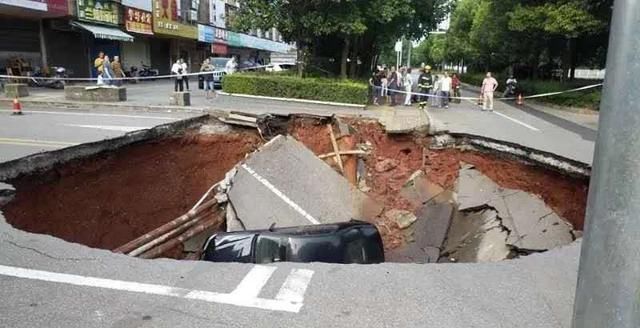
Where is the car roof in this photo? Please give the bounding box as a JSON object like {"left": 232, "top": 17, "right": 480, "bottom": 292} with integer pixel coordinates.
{"left": 217, "top": 220, "right": 373, "bottom": 238}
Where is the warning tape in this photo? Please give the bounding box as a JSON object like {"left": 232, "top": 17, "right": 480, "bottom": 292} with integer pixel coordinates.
{"left": 0, "top": 64, "right": 274, "bottom": 82}
{"left": 372, "top": 83, "right": 602, "bottom": 101}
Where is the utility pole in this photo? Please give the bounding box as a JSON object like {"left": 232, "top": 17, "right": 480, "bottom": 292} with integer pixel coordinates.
{"left": 407, "top": 41, "right": 411, "bottom": 68}
{"left": 572, "top": 1, "right": 640, "bottom": 327}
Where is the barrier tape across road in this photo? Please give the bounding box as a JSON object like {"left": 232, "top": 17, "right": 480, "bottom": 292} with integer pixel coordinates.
{"left": 0, "top": 68, "right": 603, "bottom": 101}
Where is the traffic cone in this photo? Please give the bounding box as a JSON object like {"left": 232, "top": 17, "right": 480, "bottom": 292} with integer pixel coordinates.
{"left": 516, "top": 94, "right": 524, "bottom": 106}
{"left": 12, "top": 98, "right": 23, "bottom": 115}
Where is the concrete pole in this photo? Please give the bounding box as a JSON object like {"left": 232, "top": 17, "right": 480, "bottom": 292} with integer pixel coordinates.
{"left": 571, "top": 1, "right": 640, "bottom": 327}
{"left": 407, "top": 42, "right": 411, "bottom": 68}
{"left": 39, "top": 19, "right": 48, "bottom": 70}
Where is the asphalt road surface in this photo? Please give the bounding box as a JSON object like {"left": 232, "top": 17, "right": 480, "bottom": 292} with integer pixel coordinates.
{"left": 0, "top": 108, "right": 197, "bottom": 162}
{"left": 0, "top": 101, "right": 589, "bottom": 327}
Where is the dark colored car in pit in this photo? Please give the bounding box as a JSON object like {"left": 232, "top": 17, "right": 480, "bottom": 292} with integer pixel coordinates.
{"left": 201, "top": 221, "right": 385, "bottom": 264}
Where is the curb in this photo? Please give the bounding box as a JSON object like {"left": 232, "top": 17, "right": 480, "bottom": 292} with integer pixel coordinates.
{"left": 0, "top": 98, "right": 209, "bottom": 114}
{"left": 217, "top": 92, "right": 366, "bottom": 109}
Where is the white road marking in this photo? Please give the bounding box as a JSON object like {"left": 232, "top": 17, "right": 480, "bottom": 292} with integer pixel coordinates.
{"left": 463, "top": 98, "right": 540, "bottom": 132}
{"left": 275, "top": 269, "right": 315, "bottom": 304}
{"left": 241, "top": 163, "right": 320, "bottom": 225}
{"left": 62, "top": 124, "right": 150, "bottom": 132}
{"left": 231, "top": 265, "right": 277, "bottom": 299}
{"left": 493, "top": 111, "right": 540, "bottom": 132}
{"left": 0, "top": 137, "right": 78, "bottom": 148}
{"left": 0, "top": 264, "right": 313, "bottom": 313}
{"left": 0, "top": 109, "right": 177, "bottom": 120}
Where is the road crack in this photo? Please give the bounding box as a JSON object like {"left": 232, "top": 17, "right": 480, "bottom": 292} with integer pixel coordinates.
{"left": 4, "top": 240, "right": 98, "bottom": 261}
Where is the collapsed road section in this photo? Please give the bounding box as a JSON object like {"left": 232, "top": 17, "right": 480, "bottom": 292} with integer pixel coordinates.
{"left": 0, "top": 113, "right": 589, "bottom": 263}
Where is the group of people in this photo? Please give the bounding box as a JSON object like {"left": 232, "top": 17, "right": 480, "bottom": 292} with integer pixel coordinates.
{"left": 94, "top": 51, "right": 125, "bottom": 86}
{"left": 370, "top": 64, "right": 461, "bottom": 108}
{"left": 171, "top": 58, "right": 191, "bottom": 93}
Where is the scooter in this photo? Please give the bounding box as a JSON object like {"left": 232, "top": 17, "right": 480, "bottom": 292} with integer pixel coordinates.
{"left": 28, "top": 66, "right": 67, "bottom": 89}
{"left": 503, "top": 79, "right": 518, "bottom": 98}
{"left": 138, "top": 64, "right": 159, "bottom": 78}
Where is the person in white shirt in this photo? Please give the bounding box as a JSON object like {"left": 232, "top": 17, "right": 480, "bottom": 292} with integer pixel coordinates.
{"left": 403, "top": 68, "right": 414, "bottom": 106}
{"left": 180, "top": 59, "right": 190, "bottom": 91}
{"left": 171, "top": 59, "right": 184, "bottom": 92}
{"left": 225, "top": 57, "right": 237, "bottom": 74}
{"left": 440, "top": 72, "right": 452, "bottom": 109}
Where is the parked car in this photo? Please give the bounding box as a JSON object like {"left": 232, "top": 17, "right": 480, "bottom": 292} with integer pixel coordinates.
{"left": 210, "top": 57, "right": 232, "bottom": 89}
{"left": 201, "top": 220, "right": 385, "bottom": 264}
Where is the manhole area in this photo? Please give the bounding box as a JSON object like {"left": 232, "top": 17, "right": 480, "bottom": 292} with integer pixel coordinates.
{"left": 0, "top": 117, "right": 589, "bottom": 262}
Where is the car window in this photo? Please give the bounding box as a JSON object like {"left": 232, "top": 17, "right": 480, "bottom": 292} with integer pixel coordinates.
{"left": 344, "top": 237, "right": 366, "bottom": 264}
{"left": 255, "top": 235, "right": 285, "bottom": 264}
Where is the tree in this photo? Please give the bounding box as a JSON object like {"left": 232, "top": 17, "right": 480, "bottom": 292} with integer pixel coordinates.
{"left": 509, "top": 1, "right": 604, "bottom": 79}
{"left": 233, "top": 0, "right": 449, "bottom": 78}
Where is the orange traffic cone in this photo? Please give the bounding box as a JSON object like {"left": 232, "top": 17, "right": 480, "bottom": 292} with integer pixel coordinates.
{"left": 12, "top": 98, "right": 23, "bottom": 115}
{"left": 516, "top": 94, "right": 524, "bottom": 106}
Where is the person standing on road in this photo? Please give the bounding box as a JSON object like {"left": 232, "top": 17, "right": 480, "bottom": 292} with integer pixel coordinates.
{"left": 431, "top": 75, "right": 441, "bottom": 108}
{"left": 200, "top": 58, "right": 215, "bottom": 99}
{"left": 225, "top": 57, "right": 237, "bottom": 74}
{"left": 403, "top": 68, "right": 413, "bottom": 106}
{"left": 388, "top": 67, "right": 399, "bottom": 106}
{"left": 451, "top": 73, "right": 461, "bottom": 103}
{"left": 180, "top": 59, "right": 190, "bottom": 91}
{"left": 481, "top": 72, "right": 499, "bottom": 111}
{"left": 94, "top": 51, "right": 105, "bottom": 85}
{"left": 369, "top": 69, "right": 382, "bottom": 105}
{"left": 171, "top": 59, "right": 184, "bottom": 92}
{"left": 111, "top": 56, "right": 124, "bottom": 86}
{"left": 417, "top": 66, "right": 433, "bottom": 109}
{"left": 381, "top": 68, "right": 389, "bottom": 105}
{"left": 102, "top": 55, "right": 114, "bottom": 86}
{"left": 440, "top": 72, "right": 452, "bottom": 109}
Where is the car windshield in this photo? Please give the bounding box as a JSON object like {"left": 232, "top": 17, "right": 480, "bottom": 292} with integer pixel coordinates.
{"left": 211, "top": 58, "right": 231, "bottom": 69}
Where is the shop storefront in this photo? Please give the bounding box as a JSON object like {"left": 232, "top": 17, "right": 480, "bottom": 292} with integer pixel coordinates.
{"left": 73, "top": 0, "right": 134, "bottom": 77}
{"left": 122, "top": 6, "right": 153, "bottom": 70}
{"left": 227, "top": 31, "right": 292, "bottom": 65}
{"left": 0, "top": 0, "right": 69, "bottom": 75}
{"left": 211, "top": 27, "right": 228, "bottom": 57}
{"left": 196, "top": 23, "right": 214, "bottom": 63}
{"left": 152, "top": 0, "right": 197, "bottom": 70}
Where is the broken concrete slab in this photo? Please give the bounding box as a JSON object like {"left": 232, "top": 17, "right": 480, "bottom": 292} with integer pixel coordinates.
{"left": 442, "top": 209, "right": 512, "bottom": 263}
{"left": 386, "top": 209, "right": 417, "bottom": 229}
{"left": 225, "top": 135, "right": 383, "bottom": 230}
{"left": 503, "top": 191, "right": 574, "bottom": 251}
{"left": 415, "top": 201, "right": 454, "bottom": 249}
{"left": 456, "top": 164, "right": 519, "bottom": 211}
{"left": 400, "top": 170, "right": 445, "bottom": 207}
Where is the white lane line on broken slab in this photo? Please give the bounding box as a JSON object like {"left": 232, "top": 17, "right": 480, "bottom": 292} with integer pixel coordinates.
{"left": 0, "top": 264, "right": 311, "bottom": 313}
{"left": 62, "top": 124, "right": 151, "bottom": 132}
{"left": 231, "top": 265, "right": 277, "bottom": 299}
{"left": 275, "top": 269, "right": 315, "bottom": 304}
{"left": 493, "top": 111, "right": 540, "bottom": 132}
{"left": 241, "top": 163, "right": 320, "bottom": 225}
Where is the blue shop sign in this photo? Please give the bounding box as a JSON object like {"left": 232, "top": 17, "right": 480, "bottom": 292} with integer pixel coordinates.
{"left": 197, "top": 24, "right": 215, "bottom": 43}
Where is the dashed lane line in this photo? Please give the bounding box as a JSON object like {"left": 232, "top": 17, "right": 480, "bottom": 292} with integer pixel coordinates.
{"left": 0, "top": 264, "right": 314, "bottom": 313}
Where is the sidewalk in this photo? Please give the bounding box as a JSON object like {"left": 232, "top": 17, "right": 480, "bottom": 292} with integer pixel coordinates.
{"left": 0, "top": 81, "right": 368, "bottom": 118}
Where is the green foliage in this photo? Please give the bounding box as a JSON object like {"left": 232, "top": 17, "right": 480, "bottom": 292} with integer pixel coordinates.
{"left": 459, "top": 73, "right": 601, "bottom": 110}
{"left": 443, "top": 0, "right": 611, "bottom": 75}
{"left": 222, "top": 73, "right": 369, "bottom": 105}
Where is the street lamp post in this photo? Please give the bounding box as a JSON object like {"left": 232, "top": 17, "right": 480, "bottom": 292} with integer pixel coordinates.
{"left": 571, "top": 0, "right": 640, "bottom": 327}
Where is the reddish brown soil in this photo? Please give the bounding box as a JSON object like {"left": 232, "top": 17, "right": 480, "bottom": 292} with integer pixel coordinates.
{"left": 425, "top": 149, "right": 589, "bottom": 230}
{"left": 2, "top": 133, "right": 261, "bottom": 250}
{"left": 292, "top": 120, "right": 428, "bottom": 249}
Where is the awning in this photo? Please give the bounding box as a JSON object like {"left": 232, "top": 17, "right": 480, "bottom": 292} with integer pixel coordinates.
{"left": 72, "top": 21, "right": 134, "bottom": 42}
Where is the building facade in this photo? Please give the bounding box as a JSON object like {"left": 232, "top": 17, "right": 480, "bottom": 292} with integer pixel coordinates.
{"left": 1, "top": 0, "right": 294, "bottom": 78}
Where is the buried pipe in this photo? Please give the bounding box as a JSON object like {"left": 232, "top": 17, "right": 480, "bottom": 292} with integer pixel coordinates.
{"left": 138, "top": 212, "right": 225, "bottom": 259}
{"left": 128, "top": 211, "right": 213, "bottom": 257}
{"left": 113, "top": 198, "right": 218, "bottom": 254}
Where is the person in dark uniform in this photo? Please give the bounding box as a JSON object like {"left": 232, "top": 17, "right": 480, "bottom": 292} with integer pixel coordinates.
{"left": 417, "top": 65, "right": 434, "bottom": 109}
